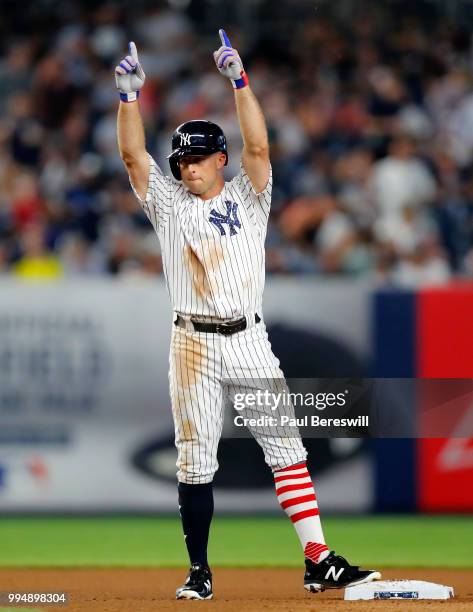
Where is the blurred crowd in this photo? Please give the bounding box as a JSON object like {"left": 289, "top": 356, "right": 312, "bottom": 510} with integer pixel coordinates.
{"left": 2, "top": 0, "right": 473, "bottom": 285}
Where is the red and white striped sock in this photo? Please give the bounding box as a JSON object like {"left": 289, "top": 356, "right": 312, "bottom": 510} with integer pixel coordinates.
{"left": 274, "top": 462, "right": 329, "bottom": 563}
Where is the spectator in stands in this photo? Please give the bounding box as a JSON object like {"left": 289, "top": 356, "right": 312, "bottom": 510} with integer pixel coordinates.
{"left": 369, "top": 135, "right": 437, "bottom": 222}
{"left": 0, "top": 1, "right": 472, "bottom": 284}
{"left": 12, "top": 222, "right": 63, "bottom": 281}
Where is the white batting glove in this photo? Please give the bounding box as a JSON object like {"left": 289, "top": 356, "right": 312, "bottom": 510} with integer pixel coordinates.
{"left": 213, "top": 29, "right": 249, "bottom": 89}
{"left": 115, "top": 42, "right": 146, "bottom": 102}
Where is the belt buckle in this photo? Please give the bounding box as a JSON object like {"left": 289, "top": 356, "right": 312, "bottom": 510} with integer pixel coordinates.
{"left": 216, "top": 317, "right": 246, "bottom": 336}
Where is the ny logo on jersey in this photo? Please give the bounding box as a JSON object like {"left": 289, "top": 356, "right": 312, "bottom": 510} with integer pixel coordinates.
{"left": 209, "top": 201, "right": 241, "bottom": 236}
{"left": 180, "top": 133, "right": 191, "bottom": 146}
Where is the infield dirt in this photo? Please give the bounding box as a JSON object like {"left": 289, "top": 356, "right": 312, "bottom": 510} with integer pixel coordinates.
{"left": 1, "top": 568, "right": 471, "bottom": 611}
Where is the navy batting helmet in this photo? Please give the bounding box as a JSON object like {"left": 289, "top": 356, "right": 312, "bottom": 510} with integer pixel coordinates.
{"left": 167, "top": 120, "right": 228, "bottom": 180}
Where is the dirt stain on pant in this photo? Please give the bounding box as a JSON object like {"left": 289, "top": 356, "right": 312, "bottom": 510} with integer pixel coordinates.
{"left": 173, "top": 332, "right": 206, "bottom": 389}
{"left": 181, "top": 418, "right": 198, "bottom": 441}
{"left": 178, "top": 419, "right": 198, "bottom": 475}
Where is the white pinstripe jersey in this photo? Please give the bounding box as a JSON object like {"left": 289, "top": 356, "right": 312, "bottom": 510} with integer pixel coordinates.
{"left": 132, "top": 154, "right": 272, "bottom": 319}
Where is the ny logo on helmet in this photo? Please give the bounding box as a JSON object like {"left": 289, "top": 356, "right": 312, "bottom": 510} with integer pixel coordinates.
{"left": 180, "top": 133, "right": 191, "bottom": 146}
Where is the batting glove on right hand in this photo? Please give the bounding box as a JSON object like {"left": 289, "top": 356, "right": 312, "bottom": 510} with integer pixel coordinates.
{"left": 115, "top": 42, "right": 146, "bottom": 102}
{"left": 213, "top": 29, "right": 249, "bottom": 89}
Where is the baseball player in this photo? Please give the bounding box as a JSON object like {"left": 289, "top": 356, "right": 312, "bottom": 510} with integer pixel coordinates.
{"left": 116, "top": 30, "right": 380, "bottom": 600}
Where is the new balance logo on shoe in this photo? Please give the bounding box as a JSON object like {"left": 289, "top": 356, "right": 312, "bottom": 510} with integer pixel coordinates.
{"left": 304, "top": 551, "right": 381, "bottom": 593}
{"left": 204, "top": 580, "right": 211, "bottom": 591}
{"left": 325, "top": 566, "right": 345, "bottom": 581}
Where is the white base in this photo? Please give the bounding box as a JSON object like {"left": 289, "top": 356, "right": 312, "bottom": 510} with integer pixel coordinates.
{"left": 344, "top": 580, "right": 454, "bottom": 601}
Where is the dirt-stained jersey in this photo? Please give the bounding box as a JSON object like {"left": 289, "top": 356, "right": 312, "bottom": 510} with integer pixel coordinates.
{"left": 131, "top": 154, "right": 272, "bottom": 319}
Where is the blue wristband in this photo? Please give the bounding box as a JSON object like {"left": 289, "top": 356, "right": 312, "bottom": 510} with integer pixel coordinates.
{"left": 119, "top": 91, "right": 140, "bottom": 102}
{"left": 232, "top": 71, "right": 249, "bottom": 90}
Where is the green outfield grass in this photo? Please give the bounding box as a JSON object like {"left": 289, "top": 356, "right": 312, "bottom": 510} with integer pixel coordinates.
{"left": 0, "top": 516, "right": 471, "bottom": 569}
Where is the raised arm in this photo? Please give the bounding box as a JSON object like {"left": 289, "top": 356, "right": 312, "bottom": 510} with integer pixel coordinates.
{"left": 115, "top": 42, "right": 149, "bottom": 199}
{"left": 214, "top": 30, "right": 270, "bottom": 193}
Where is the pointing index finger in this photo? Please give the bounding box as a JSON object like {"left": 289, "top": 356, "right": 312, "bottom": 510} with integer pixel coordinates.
{"left": 128, "top": 41, "right": 139, "bottom": 63}
{"left": 219, "top": 29, "right": 232, "bottom": 48}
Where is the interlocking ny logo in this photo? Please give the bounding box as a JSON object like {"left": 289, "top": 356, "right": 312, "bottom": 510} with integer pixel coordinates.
{"left": 325, "top": 566, "right": 345, "bottom": 581}
{"left": 180, "top": 133, "right": 191, "bottom": 146}
{"left": 209, "top": 201, "right": 241, "bottom": 236}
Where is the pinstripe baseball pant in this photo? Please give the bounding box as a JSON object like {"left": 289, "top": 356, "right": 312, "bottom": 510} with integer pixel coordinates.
{"left": 169, "top": 317, "right": 307, "bottom": 484}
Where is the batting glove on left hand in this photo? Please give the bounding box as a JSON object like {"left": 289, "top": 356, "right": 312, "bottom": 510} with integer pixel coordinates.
{"left": 213, "top": 29, "right": 249, "bottom": 89}
{"left": 115, "top": 42, "right": 146, "bottom": 102}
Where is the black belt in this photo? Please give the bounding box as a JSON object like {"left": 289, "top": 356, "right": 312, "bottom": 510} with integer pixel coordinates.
{"left": 175, "top": 313, "right": 261, "bottom": 336}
